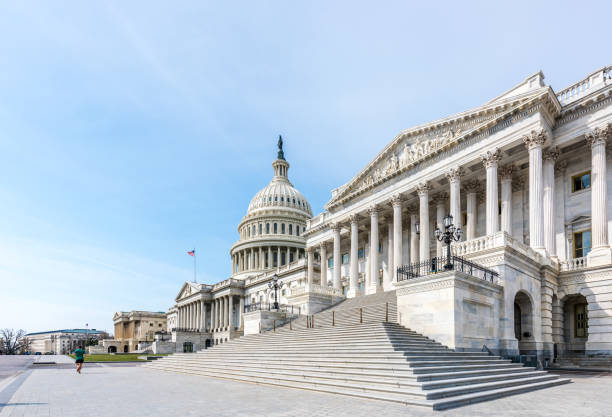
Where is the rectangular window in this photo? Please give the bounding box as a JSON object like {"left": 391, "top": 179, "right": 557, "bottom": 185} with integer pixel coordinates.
{"left": 571, "top": 171, "right": 591, "bottom": 192}
{"left": 342, "top": 253, "right": 349, "bottom": 264}
{"left": 358, "top": 248, "right": 364, "bottom": 259}
{"left": 274, "top": 223, "right": 277, "bottom": 234}
{"left": 573, "top": 230, "right": 591, "bottom": 258}
{"left": 378, "top": 242, "right": 383, "bottom": 253}
{"left": 296, "top": 225, "right": 300, "bottom": 236}
{"left": 259, "top": 224, "right": 262, "bottom": 235}
{"left": 328, "top": 258, "right": 333, "bottom": 268}
{"left": 281, "top": 224, "right": 285, "bottom": 234}
{"left": 289, "top": 224, "right": 293, "bottom": 235}
{"left": 266, "top": 223, "right": 270, "bottom": 234}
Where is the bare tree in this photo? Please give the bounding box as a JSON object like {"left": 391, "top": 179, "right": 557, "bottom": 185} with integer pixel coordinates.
{"left": 0, "top": 329, "right": 27, "bottom": 355}
{"left": 18, "top": 336, "right": 32, "bottom": 354}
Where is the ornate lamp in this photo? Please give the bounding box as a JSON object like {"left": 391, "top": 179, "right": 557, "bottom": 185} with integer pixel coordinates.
{"left": 268, "top": 274, "right": 284, "bottom": 310}
{"left": 435, "top": 213, "right": 462, "bottom": 270}
{"left": 415, "top": 221, "right": 420, "bottom": 235}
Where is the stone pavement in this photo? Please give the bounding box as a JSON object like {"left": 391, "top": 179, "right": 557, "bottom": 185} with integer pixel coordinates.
{"left": 0, "top": 361, "right": 611, "bottom": 416}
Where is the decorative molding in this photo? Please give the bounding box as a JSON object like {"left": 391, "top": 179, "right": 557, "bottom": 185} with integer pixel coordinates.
{"left": 464, "top": 179, "right": 481, "bottom": 194}
{"left": 348, "top": 214, "right": 360, "bottom": 224}
{"left": 390, "top": 193, "right": 403, "bottom": 208}
{"left": 555, "top": 160, "right": 568, "bottom": 175}
{"left": 480, "top": 148, "right": 502, "bottom": 169}
{"left": 432, "top": 192, "right": 448, "bottom": 206}
{"left": 445, "top": 166, "right": 464, "bottom": 183}
{"left": 499, "top": 165, "right": 515, "bottom": 180}
{"left": 522, "top": 129, "right": 547, "bottom": 150}
{"left": 585, "top": 123, "right": 611, "bottom": 148}
{"left": 329, "top": 222, "right": 341, "bottom": 232}
{"left": 416, "top": 182, "right": 431, "bottom": 196}
{"left": 367, "top": 204, "right": 379, "bottom": 216}
{"left": 543, "top": 146, "right": 560, "bottom": 162}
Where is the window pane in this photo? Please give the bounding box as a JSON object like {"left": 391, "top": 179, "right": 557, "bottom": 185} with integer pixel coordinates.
{"left": 342, "top": 253, "right": 349, "bottom": 264}
{"left": 328, "top": 258, "right": 333, "bottom": 268}
{"left": 582, "top": 173, "right": 590, "bottom": 189}
{"left": 583, "top": 230, "right": 591, "bottom": 256}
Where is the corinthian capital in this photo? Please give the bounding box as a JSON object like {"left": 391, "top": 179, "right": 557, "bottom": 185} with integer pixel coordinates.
{"left": 522, "top": 129, "right": 547, "bottom": 150}
{"left": 464, "top": 179, "right": 481, "bottom": 194}
{"left": 431, "top": 192, "right": 448, "bottom": 206}
{"left": 499, "top": 165, "right": 515, "bottom": 180}
{"left": 480, "top": 148, "right": 502, "bottom": 169}
{"left": 416, "top": 182, "right": 430, "bottom": 196}
{"left": 445, "top": 166, "right": 464, "bottom": 183}
{"left": 348, "top": 214, "right": 359, "bottom": 225}
{"left": 586, "top": 123, "right": 611, "bottom": 148}
{"left": 543, "top": 146, "right": 560, "bottom": 162}
{"left": 329, "top": 222, "right": 341, "bottom": 232}
{"left": 390, "top": 193, "right": 403, "bottom": 208}
{"left": 368, "top": 204, "right": 379, "bottom": 216}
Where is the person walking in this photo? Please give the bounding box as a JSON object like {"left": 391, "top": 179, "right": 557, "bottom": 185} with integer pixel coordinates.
{"left": 73, "top": 346, "right": 85, "bottom": 374}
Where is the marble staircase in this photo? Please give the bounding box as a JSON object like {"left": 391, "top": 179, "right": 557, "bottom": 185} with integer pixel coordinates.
{"left": 147, "top": 311, "right": 570, "bottom": 409}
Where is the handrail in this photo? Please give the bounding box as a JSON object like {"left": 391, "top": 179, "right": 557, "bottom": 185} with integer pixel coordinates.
{"left": 397, "top": 256, "right": 498, "bottom": 283}
{"left": 243, "top": 302, "right": 300, "bottom": 316}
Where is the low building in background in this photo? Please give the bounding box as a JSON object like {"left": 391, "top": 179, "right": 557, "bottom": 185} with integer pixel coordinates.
{"left": 26, "top": 329, "right": 105, "bottom": 354}
{"left": 103, "top": 311, "right": 167, "bottom": 353}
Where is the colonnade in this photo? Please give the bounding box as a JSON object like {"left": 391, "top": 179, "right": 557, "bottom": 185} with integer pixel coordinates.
{"left": 176, "top": 295, "right": 245, "bottom": 332}
{"left": 304, "top": 127, "right": 611, "bottom": 293}
{"left": 232, "top": 246, "right": 305, "bottom": 274}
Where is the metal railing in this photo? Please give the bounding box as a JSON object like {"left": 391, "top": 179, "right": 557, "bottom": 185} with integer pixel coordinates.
{"left": 243, "top": 302, "right": 301, "bottom": 316}
{"left": 396, "top": 256, "right": 498, "bottom": 283}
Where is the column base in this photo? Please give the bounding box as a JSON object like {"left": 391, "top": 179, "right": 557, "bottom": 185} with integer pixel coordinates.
{"left": 346, "top": 288, "right": 360, "bottom": 298}
{"left": 587, "top": 245, "right": 612, "bottom": 267}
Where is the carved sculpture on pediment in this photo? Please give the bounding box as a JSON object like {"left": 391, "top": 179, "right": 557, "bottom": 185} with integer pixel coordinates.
{"left": 386, "top": 153, "right": 399, "bottom": 175}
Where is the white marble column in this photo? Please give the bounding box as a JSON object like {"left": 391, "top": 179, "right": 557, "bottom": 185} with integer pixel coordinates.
{"left": 446, "top": 167, "right": 463, "bottom": 238}
{"left": 232, "top": 255, "right": 236, "bottom": 274}
{"left": 201, "top": 300, "right": 206, "bottom": 331}
{"left": 267, "top": 247, "right": 272, "bottom": 269}
{"left": 434, "top": 193, "right": 446, "bottom": 258}
{"left": 195, "top": 302, "right": 200, "bottom": 330}
{"left": 238, "top": 297, "right": 244, "bottom": 329}
{"left": 500, "top": 166, "right": 514, "bottom": 236}
{"left": 586, "top": 125, "right": 612, "bottom": 265}
{"left": 369, "top": 205, "right": 380, "bottom": 292}
{"left": 417, "top": 183, "right": 430, "bottom": 261}
{"left": 481, "top": 148, "right": 501, "bottom": 235}
{"left": 178, "top": 306, "right": 182, "bottom": 328}
{"left": 349, "top": 215, "right": 359, "bottom": 297}
{"left": 258, "top": 247, "right": 263, "bottom": 270}
{"left": 465, "top": 180, "right": 479, "bottom": 240}
{"left": 543, "top": 148, "right": 559, "bottom": 256}
{"left": 331, "top": 223, "right": 341, "bottom": 290}
{"left": 319, "top": 243, "right": 328, "bottom": 287}
{"left": 409, "top": 206, "right": 419, "bottom": 263}
{"left": 306, "top": 247, "right": 314, "bottom": 285}
{"left": 277, "top": 247, "right": 281, "bottom": 267}
{"left": 385, "top": 219, "right": 393, "bottom": 289}
{"left": 523, "top": 130, "right": 546, "bottom": 252}
{"left": 391, "top": 194, "right": 403, "bottom": 279}
{"left": 228, "top": 295, "right": 233, "bottom": 330}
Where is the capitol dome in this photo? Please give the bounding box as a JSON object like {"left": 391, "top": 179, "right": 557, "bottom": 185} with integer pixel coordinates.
{"left": 230, "top": 137, "right": 312, "bottom": 278}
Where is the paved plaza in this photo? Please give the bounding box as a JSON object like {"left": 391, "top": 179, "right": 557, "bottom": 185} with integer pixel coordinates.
{"left": 0, "top": 358, "right": 611, "bottom": 417}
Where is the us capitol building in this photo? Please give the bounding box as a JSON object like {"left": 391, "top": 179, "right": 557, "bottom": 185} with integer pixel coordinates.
{"left": 158, "top": 65, "right": 612, "bottom": 364}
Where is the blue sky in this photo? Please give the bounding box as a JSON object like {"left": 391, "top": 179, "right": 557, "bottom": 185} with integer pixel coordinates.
{"left": 0, "top": 1, "right": 609, "bottom": 333}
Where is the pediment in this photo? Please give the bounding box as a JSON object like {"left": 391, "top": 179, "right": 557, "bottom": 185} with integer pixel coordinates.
{"left": 325, "top": 83, "right": 559, "bottom": 210}
{"left": 175, "top": 282, "right": 197, "bottom": 301}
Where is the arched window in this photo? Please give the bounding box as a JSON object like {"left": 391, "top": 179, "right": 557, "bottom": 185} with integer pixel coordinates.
{"left": 274, "top": 223, "right": 278, "bottom": 234}
{"left": 266, "top": 223, "right": 270, "bottom": 234}
{"left": 259, "top": 224, "right": 262, "bottom": 235}
{"left": 253, "top": 225, "right": 256, "bottom": 235}
{"left": 296, "top": 226, "right": 300, "bottom": 236}
{"left": 248, "top": 227, "right": 251, "bottom": 237}
{"left": 292, "top": 198, "right": 295, "bottom": 204}
{"left": 274, "top": 196, "right": 278, "bottom": 202}
{"left": 289, "top": 224, "right": 293, "bottom": 235}
{"left": 281, "top": 196, "right": 284, "bottom": 202}
{"left": 281, "top": 223, "right": 285, "bottom": 234}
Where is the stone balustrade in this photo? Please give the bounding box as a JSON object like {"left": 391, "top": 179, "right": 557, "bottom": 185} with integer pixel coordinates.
{"left": 291, "top": 283, "right": 343, "bottom": 298}
{"left": 560, "top": 256, "right": 588, "bottom": 272}
{"left": 451, "top": 231, "right": 545, "bottom": 264}
{"left": 244, "top": 258, "right": 309, "bottom": 286}
{"left": 556, "top": 65, "right": 611, "bottom": 105}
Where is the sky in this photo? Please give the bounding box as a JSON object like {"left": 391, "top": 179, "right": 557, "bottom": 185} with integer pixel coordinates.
{"left": 0, "top": 1, "right": 609, "bottom": 334}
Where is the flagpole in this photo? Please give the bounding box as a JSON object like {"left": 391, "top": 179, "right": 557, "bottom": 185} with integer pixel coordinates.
{"left": 193, "top": 249, "right": 197, "bottom": 283}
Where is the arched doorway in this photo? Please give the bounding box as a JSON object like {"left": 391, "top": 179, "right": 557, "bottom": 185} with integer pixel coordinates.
{"left": 514, "top": 291, "right": 534, "bottom": 355}
{"left": 123, "top": 345, "right": 128, "bottom": 353}
{"left": 562, "top": 294, "right": 588, "bottom": 355}
{"left": 107, "top": 346, "right": 117, "bottom": 353}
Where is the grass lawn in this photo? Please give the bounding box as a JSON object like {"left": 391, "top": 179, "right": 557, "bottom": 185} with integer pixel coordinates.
{"left": 67, "top": 354, "right": 149, "bottom": 362}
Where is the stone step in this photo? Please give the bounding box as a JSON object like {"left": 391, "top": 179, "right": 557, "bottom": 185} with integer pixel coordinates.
{"left": 175, "top": 353, "right": 497, "bottom": 362}
{"left": 147, "top": 362, "right": 568, "bottom": 408}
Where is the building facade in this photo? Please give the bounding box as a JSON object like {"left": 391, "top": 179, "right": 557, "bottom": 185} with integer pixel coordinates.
{"left": 167, "top": 65, "right": 612, "bottom": 362}
{"left": 105, "top": 311, "right": 167, "bottom": 353}
{"left": 26, "top": 329, "right": 104, "bottom": 354}
{"left": 304, "top": 65, "right": 612, "bottom": 359}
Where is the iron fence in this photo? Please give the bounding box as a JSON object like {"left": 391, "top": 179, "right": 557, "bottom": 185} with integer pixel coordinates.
{"left": 396, "top": 256, "right": 498, "bottom": 283}
{"left": 243, "top": 302, "right": 301, "bottom": 316}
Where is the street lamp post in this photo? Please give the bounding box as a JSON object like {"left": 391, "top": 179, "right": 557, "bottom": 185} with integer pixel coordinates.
{"left": 268, "top": 274, "right": 284, "bottom": 310}
{"left": 435, "top": 214, "right": 462, "bottom": 270}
